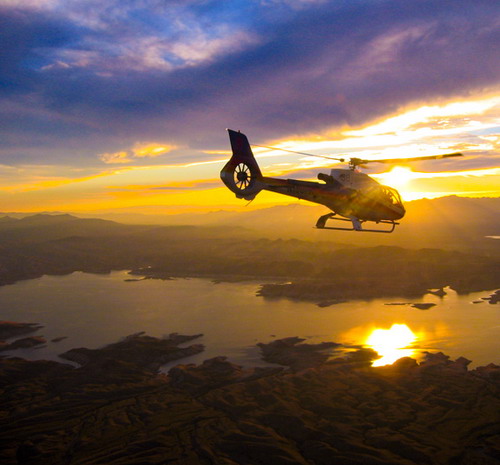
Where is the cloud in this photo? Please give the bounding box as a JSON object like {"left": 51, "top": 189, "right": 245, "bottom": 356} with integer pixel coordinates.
{"left": 98, "top": 142, "right": 176, "bottom": 164}
{"left": 0, "top": 0, "right": 57, "bottom": 9}
{"left": 0, "top": 0, "right": 499, "bottom": 172}
{"left": 106, "top": 179, "right": 221, "bottom": 192}
{"left": 133, "top": 143, "right": 177, "bottom": 158}
{"left": 99, "top": 151, "right": 131, "bottom": 164}
{"left": 151, "top": 180, "right": 221, "bottom": 191}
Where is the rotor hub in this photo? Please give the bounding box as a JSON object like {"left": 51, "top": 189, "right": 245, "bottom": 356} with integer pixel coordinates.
{"left": 236, "top": 171, "right": 249, "bottom": 182}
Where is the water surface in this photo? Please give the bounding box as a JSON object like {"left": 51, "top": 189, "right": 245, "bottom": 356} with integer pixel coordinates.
{"left": 0, "top": 271, "right": 498, "bottom": 368}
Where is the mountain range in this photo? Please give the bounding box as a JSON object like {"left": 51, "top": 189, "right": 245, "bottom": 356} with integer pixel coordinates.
{"left": 2, "top": 196, "right": 499, "bottom": 252}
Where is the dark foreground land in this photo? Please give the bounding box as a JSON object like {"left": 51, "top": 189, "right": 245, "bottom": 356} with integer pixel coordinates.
{"left": 0, "top": 205, "right": 499, "bottom": 464}
{"left": 1, "top": 331, "right": 499, "bottom": 465}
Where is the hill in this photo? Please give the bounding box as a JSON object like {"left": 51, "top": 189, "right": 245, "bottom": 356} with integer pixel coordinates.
{"left": 58, "top": 196, "right": 500, "bottom": 253}
{"left": 187, "top": 196, "right": 500, "bottom": 252}
{"left": 3, "top": 196, "right": 499, "bottom": 252}
{"left": 0, "top": 214, "right": 151, "bottom": 245}
{"left": 0, "top": 210, "right": 498, "bottom": 300}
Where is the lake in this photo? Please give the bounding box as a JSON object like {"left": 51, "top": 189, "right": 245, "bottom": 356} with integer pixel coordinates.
{"left": 0, "top": 271, "right": 498, "bottom": 368}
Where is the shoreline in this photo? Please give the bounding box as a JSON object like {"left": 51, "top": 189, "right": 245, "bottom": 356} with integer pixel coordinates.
{"left": 0, "top": 275, "right": 498, "bottom": 371}
{"left": 128, "top": 268, "right": 500, "bottom": 303}
{"left": 2, "top": 266, "right": 500, "bottom": 306}
{"left": 2, "top": 318, "right": 499, "bottom": 369}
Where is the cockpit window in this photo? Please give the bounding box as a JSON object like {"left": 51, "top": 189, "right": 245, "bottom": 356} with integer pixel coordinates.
{"left": 381, "top": 186, "right": 403, "bottom": 206}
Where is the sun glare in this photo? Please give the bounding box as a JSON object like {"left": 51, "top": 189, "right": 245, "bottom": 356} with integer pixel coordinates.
{"left": 366, "top": 324, "right": 417, "bottom": 366}
{"left": 375, "top": 166, "right": 415, "bottom": 190}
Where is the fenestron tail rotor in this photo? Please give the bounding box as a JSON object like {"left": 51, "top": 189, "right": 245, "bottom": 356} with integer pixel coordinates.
{"left": 234, "top": 163, "right": 253, "bottom": 191}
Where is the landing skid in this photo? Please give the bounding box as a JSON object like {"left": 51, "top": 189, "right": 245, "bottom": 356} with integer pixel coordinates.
{"left": 315, "top": 213, "right": 398, "bottom": 233}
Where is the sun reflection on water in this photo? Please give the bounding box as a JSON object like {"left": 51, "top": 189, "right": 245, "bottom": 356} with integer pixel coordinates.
{"left": 366, "top": 324, "right": 418, "bottom": 366}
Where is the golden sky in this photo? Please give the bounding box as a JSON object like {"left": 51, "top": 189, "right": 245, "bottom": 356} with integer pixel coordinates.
{"left": 2, "top": 1, "right": 500, "bottom": 216}
{"left": 1, "top": 93, "right": 498, "bottom": 214}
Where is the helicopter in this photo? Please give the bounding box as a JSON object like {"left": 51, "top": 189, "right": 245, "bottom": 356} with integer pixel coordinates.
{"left": 220, "top": 129, "right": 463, "bottom": 233}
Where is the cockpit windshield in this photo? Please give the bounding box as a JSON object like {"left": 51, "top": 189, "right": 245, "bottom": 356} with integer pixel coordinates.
{"left": 381, "top": 186, "right": 403, "bottom": 207}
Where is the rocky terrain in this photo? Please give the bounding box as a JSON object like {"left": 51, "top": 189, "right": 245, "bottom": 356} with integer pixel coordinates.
{"left": 484, "top": 289, "right": 500, "bottom": 304}
{"left": 1, "top": 332, "right": 499, "bottom": 464}
{"left": 0, "top": 322, "right": 47, "bottom": 352}
{"left": 0, "top": 321, "right": 43, "bottom": 340}
{"left": 59, "top": 332, "right": 204, "bottom": 373}
{"left": 257, "top": 336, "right": 342, "bottom": 371}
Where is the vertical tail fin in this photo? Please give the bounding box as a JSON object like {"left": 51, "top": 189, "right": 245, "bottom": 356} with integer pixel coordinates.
{"left": 220, "top": 129, "right": 263, "bottom": 200}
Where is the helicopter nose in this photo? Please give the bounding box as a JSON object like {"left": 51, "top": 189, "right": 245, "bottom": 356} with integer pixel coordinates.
{"left": 394, "top": 205, "right": 405, "bottom": 219}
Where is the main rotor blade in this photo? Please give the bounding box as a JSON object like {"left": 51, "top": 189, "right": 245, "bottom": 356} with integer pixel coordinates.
{"left": 251, "top": 143, "right": 345, "bottom": 162}
{"left": 358, "top": 152, "right": 463, "bottom": 165}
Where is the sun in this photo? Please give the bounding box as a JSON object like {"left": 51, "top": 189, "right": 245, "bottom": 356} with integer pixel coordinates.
{"left": 366, "top": 323, "right": 417, "bottom": 366}
{"left": 376, "top": 166, "right": 415, "bottom": 189}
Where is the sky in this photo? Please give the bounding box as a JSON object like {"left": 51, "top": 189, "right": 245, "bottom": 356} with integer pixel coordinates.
{"left": 1, "top": 0, "right": 499, "bottom": 214}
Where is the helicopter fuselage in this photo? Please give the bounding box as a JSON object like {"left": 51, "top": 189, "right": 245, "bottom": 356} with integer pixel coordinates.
{"left": 258, "top": 169, "right": 405, "bottom": 223}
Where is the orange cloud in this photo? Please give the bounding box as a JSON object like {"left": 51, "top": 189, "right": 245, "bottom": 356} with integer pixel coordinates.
{"left": 99, "top": 151, "right": 131, "bottom": 164}
{"left": 133, "top": 143, "right": 177, "bottom": 158}
{"left": 99, "top": 142, "right": 177, "bottom": 164}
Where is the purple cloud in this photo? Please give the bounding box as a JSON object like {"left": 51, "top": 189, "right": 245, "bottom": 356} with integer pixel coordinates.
{"left": 0, "top": 0, "right": 498, "bottom": 168}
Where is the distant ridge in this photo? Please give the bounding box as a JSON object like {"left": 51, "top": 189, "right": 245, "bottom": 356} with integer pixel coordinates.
{"left": 0, "top": 213, "right": 118, "bottom": 226}
{"left": 0, "top": 213, "right": 147, "bottom": 245}
{"left": 142, "top": 196, "right": 500, "bottom": 251}
{"left": 16, "top": 213, "right": 80, "bottom": 225}
{"left": 1, "top": 196, "right": 499, "bottom": 252}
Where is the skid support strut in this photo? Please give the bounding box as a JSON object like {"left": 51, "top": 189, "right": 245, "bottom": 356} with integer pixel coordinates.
{"left": 315, "top": 213, "right": 398, "bottom": 233}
